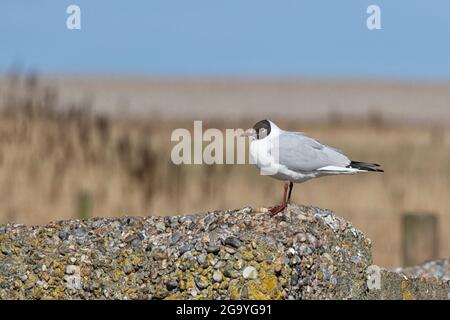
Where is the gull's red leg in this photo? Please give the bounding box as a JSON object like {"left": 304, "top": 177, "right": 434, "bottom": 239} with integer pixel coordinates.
{"left": 287, "top": 182, "right": 294, "bottom": 203}
{"left": 270, "top": 182, "right": 289, "bottom": 215}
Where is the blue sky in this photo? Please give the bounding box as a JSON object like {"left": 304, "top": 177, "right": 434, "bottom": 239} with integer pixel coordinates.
{"left": 1, "top": 0, "right": 450, "bottom": 79}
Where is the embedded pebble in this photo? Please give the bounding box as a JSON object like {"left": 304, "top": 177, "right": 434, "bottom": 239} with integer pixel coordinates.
{"left": 213, "top": 271, "right": 223, "bottom": 282}
{"left": 197, "top": 253, "right": 207, "bottom": 265}
{"left": 65, "top": 265, "right": 80, "bottom": 275}
{"left": 195, "top": 276, "right": 208, "bottom": 289}
{"left": 166, "top": 280, "right": 178, "bottom": 290}
{"left": 170, "top": 232, "right": 181, "bottom": 244}
{"left": 179, "top": 244, "right": 191, "bottom": 254}
{"left": 58, "top": 231, "right": 68, "bottom": 241}
{"left": 155, "top": 222, "right": 166, "bottom": 232}
{"left": 206, "top": 245, "right": 220, "bottom": 254}
{"left": 224, "top": 236, "right": 242, "bottom": 249}
{"left": 242, "top": 266, "right": 258, "bottom": 280}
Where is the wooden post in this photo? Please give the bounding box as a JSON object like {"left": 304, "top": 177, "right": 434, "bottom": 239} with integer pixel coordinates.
{"left": 402, "top": 213, "right": 438, "bottom": 267}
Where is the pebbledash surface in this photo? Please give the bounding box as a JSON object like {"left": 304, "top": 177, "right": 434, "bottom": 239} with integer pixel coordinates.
{"left": 0, "top": 204, "right": 449, "bottom": 300}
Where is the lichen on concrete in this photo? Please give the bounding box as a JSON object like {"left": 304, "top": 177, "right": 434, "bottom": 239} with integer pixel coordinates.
{"left": 0, "top": 204, "right": 448, "bottom": 300}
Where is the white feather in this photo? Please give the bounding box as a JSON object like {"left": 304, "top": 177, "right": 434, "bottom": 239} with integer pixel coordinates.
{"left": 317, "top": 166, "right": 366, "bottom": 173}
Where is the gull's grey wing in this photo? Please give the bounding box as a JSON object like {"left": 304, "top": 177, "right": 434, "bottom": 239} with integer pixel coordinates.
{"left": 277, "top": 132, "right": 350, "bottom": 171}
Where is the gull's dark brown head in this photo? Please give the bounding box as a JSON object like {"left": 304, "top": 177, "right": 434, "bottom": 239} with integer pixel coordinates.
{"left": 241, "top": 119, "right": 272, "bottom": 140}
{"left": 252, "top": 119, "right": 271, "bottom": 139}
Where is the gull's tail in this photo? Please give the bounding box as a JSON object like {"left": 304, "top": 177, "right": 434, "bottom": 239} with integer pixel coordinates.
{"left": 347, "top": 161, "right": 384, "bottom": 172}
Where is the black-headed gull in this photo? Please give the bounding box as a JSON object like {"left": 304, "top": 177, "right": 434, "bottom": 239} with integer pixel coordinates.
{"left": 242, "top": 120, "right": 383, "bottom": 214}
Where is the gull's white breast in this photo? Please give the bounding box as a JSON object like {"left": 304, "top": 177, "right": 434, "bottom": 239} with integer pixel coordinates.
{"left": 249, "top": 137, "right": 319, "bottom": 183}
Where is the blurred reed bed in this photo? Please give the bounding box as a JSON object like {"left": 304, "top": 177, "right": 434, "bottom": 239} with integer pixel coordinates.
{"left": 0, "top": 73, "right": 449, "bottom": 267}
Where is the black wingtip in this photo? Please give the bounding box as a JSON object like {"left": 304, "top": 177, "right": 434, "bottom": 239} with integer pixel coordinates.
{"left": 348, "top": 161, "right": 384, "bottom": 172}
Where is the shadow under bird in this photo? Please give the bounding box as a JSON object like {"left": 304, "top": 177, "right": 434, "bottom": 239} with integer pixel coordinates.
{"left": 242, "top": 120, "right": 384, "bottom": 214}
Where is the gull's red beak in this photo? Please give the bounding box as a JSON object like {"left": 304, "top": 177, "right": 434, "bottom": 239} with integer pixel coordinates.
{"left": 241, "top": 128, "right": 256, "bottom": 137}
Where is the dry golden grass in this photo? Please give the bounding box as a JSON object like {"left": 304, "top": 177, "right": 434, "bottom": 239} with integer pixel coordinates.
{"left": 0, "top": 75, "right": 449, "bottom": 267}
